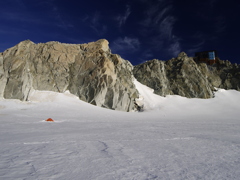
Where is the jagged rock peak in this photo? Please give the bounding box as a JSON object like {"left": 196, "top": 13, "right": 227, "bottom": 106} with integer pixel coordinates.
{"left": 95, "top": 39, "right": 109, "bottom": 52}
{"left": 178, "top": 52, "right": 187, "bottom": 58}
{"left": 11, "top": 39, "right": 110, "bottom": 53}
{"left": 0, "top": 39, "right": 140, "bottom": 112}
{"left": 19, "top": 39, "right": 34, "bottom": 44}
{"left": 133, "top": 52, "right": 240, "bottom": 98}
{"left": 176, "top": 51, "right": 190, "bottom": 61}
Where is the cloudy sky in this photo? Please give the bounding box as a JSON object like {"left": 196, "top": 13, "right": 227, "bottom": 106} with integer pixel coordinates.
{"left": 0, "top": 0, "right": 239, "bottom": 65}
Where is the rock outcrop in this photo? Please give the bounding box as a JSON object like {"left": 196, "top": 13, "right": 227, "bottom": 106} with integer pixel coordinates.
{"left": 133, "top": 52, "right": 240, "bottom": 98}
{"left": 0, "top": 39, "right": 139, "bottom": 112}
{"left": 1, "top": 40, "right": 240, "bottom": 111}
{"left": 198, "top": 59, "right": 240, "bottom": 91}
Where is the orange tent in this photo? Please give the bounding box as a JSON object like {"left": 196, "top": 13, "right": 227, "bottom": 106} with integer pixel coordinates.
{"left": 45, "top": 118, "right": 54, "bottom": 122}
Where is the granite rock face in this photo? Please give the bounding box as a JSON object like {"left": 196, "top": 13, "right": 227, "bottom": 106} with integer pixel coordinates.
{"left": 1, "top": 40, "right": 240, "bottom": 111}
{"left": 133, "top": 52, "right": 240, "bottom": 98}
{"left": 198, "top": 59, "right": 240, "bottom": 91}
{"left": 0, "top": 39, "right": 139, "bottom": 111}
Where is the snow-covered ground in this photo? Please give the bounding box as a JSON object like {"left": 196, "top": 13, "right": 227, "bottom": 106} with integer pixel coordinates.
{"left": 1, "top": 81, "right": 240, "bottom": 180}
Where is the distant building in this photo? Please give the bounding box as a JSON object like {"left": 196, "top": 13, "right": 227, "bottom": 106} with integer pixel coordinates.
{"left": 195, "top": 50, "right": 219, "bottom": 65}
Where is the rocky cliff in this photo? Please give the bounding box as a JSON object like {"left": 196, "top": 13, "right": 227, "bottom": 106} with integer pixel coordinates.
{"left": 1, "top": 40, "right": 240, "bottom": 112}
{"left": 0, "top": 39, "right": 139, "bottom": 112}
{"left": 133, "top": 52, "right": 240, "bottom": 98}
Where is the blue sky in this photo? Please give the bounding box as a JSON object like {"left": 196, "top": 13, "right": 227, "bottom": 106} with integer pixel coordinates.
{"left": 0, "top": 0, "right": 239, "bottom": 65}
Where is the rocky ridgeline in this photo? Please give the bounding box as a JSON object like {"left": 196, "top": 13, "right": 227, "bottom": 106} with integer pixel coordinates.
{"left": 133, "top": 52, "right": 240, "bottom": 98}
{"left": 1, "top": 40, "right": 240, "bottom": 112}
{"left": 0, "top": 39, "right": 139, "bottom": 111}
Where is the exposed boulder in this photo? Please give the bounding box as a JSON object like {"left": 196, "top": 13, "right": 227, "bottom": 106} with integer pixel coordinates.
{"left": 133, "top": 52, "right": 240, "bottom": 98}
{"left": 0, "top": 39, "right": 139, "bottom": 112}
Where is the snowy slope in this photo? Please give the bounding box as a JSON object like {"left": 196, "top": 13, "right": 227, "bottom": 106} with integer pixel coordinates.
{"left": 1, "top": 81, "right": 240, "bottom": 180}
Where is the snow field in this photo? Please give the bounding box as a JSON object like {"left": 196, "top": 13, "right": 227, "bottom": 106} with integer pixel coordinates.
{"left": 0, "top": 81, "right": 240, "bottom": 179}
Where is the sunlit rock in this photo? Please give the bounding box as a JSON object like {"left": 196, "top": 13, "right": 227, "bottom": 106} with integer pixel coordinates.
{"left": 0, "top": 39, "right": 139, "bottom": 112}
